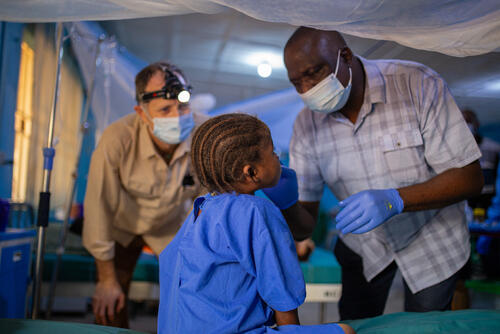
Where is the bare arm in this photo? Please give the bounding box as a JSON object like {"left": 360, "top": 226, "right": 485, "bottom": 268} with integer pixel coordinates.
{"left": 93, "top": 259, "right": 125, "bottom": 325}
{"left": 274, "top": 308, "right": 300, "bottom": 326}
{"left": 295, "top": 238, "right": 315, "bottom": 261}
{"left": 274, "top": 308, "right": 356, "bottom": 333}
{"left": 281, "top": 201, "right": 319, "bottom": 241}
{"left": 399, "top": 161, "right": 483, "bottom": 212}
{"left": 95, "top": 258, "right": 118, "bottom": 283}
{"left": 338, "top": 324, "right": 357, "bottom": 334}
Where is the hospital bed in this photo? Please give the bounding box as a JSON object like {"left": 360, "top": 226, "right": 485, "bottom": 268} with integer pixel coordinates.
{"left": 40, "top": 243, "right": 342, "bottom": 319}
{"left": 2, "top": 309, "right": 500, "bottom": 333}
{"left": 36, "top": 224, "right": 500, "bottom": 329}
{"left": 37, "top": 223, "right": 341, "bottom": 319}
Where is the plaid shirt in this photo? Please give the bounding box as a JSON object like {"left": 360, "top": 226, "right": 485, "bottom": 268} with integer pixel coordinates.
{"left": 478, "top": 138, "right": 500, "bottom": 195}
{"left": 289, "top": 57, "right": 481, "bottom": 293}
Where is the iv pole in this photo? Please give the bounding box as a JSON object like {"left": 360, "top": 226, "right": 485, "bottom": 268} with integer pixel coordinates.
{"left": 45, "top": 34, "right": 104, "bottom": 318}
{"left": 31, "top": 22, "right": 64, "bottom": 320}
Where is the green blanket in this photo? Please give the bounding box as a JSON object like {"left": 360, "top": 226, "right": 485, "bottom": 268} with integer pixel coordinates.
{"left": 0, "top": 319, "right": 146, "bottom": 334}
{"left": 345, "top": 310, "right": 500, "bottom": 334}
{"left": 3, "top": 310, "right": 500, "bottom": 333}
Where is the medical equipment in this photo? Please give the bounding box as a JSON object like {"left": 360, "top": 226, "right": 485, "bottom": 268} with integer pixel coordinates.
{"left": 140, "top": 67, "right": 192, "bottom": 104}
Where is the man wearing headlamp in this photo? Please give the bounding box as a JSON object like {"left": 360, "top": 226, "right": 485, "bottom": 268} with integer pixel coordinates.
{"left": 83, "top": 62, "right": 207, "bottom": 328}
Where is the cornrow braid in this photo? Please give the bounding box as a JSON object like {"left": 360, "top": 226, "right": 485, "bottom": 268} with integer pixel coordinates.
{"left": 191, "top": 113, "right": 272, "bottom": 193}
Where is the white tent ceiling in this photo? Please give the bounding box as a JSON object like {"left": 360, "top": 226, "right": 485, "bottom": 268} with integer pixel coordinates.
{"left": 98, "top": 12, "right": 500, "bottom": 124}
{"left": 2, "top": 0, "right": 500, "bottom": 56}
{"left": 2, "top": 1, "right": 500, "bottom": 123}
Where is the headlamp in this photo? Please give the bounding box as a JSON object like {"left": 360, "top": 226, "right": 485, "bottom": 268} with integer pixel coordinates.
{"left": 140, "top": 67, "right": 192, "bottom": 104}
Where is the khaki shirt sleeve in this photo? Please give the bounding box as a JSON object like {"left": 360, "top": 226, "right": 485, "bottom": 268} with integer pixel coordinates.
{"left": 83, "top": 130, "right": 124, "bottom": 261}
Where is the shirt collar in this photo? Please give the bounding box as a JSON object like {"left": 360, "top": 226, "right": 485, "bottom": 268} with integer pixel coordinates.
{"left": 171, "top": 129, "right": 192, "bottom": 163}
{"left": 328, "top": 56, "right": 387, "bottom": 125}
{"left": 357, "top": 55, "right": 386, "bottom": 106}
{"left": 138, "top": 116, "right": 158, "bottom": 160}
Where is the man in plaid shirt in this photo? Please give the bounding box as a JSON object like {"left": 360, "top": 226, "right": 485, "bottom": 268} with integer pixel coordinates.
{"left": 263, "top": 27, "right": 484, "bottom": 320}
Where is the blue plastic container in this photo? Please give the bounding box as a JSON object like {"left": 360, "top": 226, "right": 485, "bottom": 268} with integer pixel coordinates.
{"left": 0, "top": 228, "right": 36, "bottom": 318}
{"left": 0, "top": 199, "right": 9, "bottom": 232}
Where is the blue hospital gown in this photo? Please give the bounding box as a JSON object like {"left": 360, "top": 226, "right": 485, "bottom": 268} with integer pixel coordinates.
{"left": 157, "top": 192, "right": 343, "bottom": 334}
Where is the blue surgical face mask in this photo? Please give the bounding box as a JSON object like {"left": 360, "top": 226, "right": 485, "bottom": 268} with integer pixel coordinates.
{"left": 299, "top": 49, "right": 352, "bottom": 114}
{"left": 145, "top": 110, "right": 194, "bottom": 144}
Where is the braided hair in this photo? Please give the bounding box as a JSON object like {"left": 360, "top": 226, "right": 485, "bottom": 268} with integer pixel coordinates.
{"left": 191, "top": 113, "right": 272, "bottom": 193}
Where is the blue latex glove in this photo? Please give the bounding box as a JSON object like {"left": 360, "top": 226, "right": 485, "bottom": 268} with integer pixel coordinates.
{"left": 476, "top": 235, "right": 492, "bottom": 256}
{"left": 262, "top": 166, "right": 299, "bottom": 210}
{"left": 487, "top": 204, "right": 500, "bottom": 222}
{"left": 335, "top": 189, "right": 404, "bottom": 234}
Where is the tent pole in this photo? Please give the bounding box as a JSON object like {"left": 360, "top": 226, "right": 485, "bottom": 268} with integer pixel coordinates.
{"left": 31, "top": 22, "right": 64, "bottom": 320}
{"left": 45, "top": 35, "right": 104, "bottom": 318}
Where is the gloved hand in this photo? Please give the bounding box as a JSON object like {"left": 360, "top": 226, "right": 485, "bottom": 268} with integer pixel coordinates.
{"left": 262, "top": 166, "right": 299, "bottom": 210}
{"left": 476, "top": 235, "right": 492, "bottom": 256}
{"left": 335, "top": 189, "right": 404, "bottom": 234}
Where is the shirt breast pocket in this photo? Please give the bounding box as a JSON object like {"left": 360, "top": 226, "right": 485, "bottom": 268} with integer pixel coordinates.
{"left": 379, "top": 129, "right": 425, "bottom": 186}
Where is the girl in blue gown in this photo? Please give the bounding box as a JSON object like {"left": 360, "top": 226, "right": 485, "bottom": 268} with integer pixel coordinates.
{"left": 158, "top": 113, "right": 354, "bottom": 334}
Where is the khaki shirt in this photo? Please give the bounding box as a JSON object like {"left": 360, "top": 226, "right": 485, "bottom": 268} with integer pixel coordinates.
{"left": 83, "top": 112, "right": 208, "bottom": 260}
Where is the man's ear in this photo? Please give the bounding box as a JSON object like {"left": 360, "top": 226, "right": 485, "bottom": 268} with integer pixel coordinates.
{"left": 340, "top": 46, "right": 353, "bottom": 66}
{"left": 134, "top": 105, "right": 151, "bottom": 126}
{"left": 134, "top": 104, "right": 144, "bottom": 116}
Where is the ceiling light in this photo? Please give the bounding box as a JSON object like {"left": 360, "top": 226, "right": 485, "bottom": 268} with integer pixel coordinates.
{"left": 257, "top": 62, "right": 272, "bottom": 78}
{"left": 486, "top": 80, "right": 500, "bottom": 91}
{"left": 246, "top": 52, "right": 284, "bottom": 69}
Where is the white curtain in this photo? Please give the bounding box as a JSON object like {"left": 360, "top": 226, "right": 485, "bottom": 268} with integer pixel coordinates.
{"left": 25, "top": 24, "right": 84, "bottom": 210}
{"left": 67, "top": 22, "right": 143, "bottom": 140}
{"left": 1, "top": 0, "right": 499, "bottom": 57}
